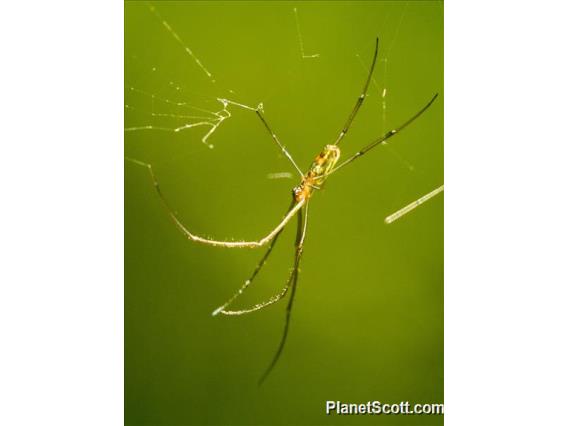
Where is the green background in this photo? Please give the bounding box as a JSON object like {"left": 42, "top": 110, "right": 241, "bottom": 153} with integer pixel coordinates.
{"left": 125, "top": 1, "right": 443, "bottom": 425}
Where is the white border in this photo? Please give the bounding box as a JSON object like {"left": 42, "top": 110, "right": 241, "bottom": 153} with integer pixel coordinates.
{"left": 446, "top": 0, "right": 568, "bottom": 424}
{"left": 0, "top": 1, "right": 123, "bottom": 425}
{"left": 1, "top": 0, "right": 567, "bottom": 424}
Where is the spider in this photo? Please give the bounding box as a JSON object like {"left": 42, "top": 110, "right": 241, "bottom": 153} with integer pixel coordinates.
{"left": 128, "top": 38, "right": 438, "bottom": 384}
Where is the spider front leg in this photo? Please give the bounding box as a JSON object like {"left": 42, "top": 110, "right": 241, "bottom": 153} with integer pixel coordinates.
{"left": 259, "top": 201, "right": 309, "bottom": 384}
{"left": 211, "top": 198, "right": 294, "bottom": 316}
{"left": 212, "top": 200, "right": 308, "bottom": 317}
{"left": 210, "top": 200, "right": 310, "bottom": 384}
{"left": 126, "top": 157, "right": 304, "bottom": 248}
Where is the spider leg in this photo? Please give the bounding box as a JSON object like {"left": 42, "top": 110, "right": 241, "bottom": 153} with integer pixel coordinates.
{"left": 126, "top": 157, "right": 304, "bottom": 248}
{"left": 212, "top": 275, "right": 290, "bottom": 316}
{"left": 258, "top": 201, "right": 309, "bottom": 385}
{"left": 255, "top": 108, "right": 304, "bottom": 177}
{"left": 217, "top": 98, "right": 304, "bottom": 177}
{"left": 211, "top": 199, "right": 296, "bottom": 316}
{"left": 330, "top": 93, "right": 439, "bottom": 175}
{"left": 214, "top": 200, "right": 308, "bottom": 316}
{"left": 333, "top": 37, "right": 379, "bottom": 146}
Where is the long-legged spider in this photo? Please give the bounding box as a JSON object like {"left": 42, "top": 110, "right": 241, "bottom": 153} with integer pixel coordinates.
{"left": 128, "top": 38, "right": 438, "bottom": 384}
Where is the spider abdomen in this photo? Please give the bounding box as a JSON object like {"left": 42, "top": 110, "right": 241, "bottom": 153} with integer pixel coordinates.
{"left": 294, "top": 145, "right": 340, "bottom": 202}
{"left": 309, "top": 144, "right": 340, "bottom": 184}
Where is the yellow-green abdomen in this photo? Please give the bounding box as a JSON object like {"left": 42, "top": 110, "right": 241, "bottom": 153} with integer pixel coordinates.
{"left": 309, "top": 144, "right": 340, "bottom": 186}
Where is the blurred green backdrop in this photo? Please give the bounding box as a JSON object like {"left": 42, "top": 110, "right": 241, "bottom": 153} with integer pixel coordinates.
{"left": 125, "top": 1, "right": 443, "bottom": 425}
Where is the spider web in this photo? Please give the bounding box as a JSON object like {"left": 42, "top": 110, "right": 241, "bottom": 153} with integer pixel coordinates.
{"left": 124, "top": 1, "right": 446, "bottom": 230}
{"left": 124, "top": 2, "right": 417, "bottom": 173}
